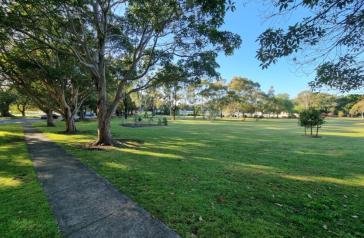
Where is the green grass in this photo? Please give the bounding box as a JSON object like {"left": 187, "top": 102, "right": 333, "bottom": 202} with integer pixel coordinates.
{"left": 34, "top": 118, "right": 364, "bottom": 237}
{"left": 0, "top": 124, "right": 60, "bottom": 238}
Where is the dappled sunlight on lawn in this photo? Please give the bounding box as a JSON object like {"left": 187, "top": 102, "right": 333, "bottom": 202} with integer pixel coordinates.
{"left": 115, "top": 147, "right": 184, "bottom": 160}
{"left": 104, "top": 161, "right": 128, "bottom": 170}
{"left": 281, "top": 174, "right": 364, "bottom": 187}
{"left": 321, "top": 131, "right": 364, "bottom": 138}
{"left": 230, "top": 162, "right": 364, "bottom": 187}
{"left": 0, "top": 176, "right": 22, "bottom": 188}
{"left": 45, "top": 132, "right": 94, "bottom": 144}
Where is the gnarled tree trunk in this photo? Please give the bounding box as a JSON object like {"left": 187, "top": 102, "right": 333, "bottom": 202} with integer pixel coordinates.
{"left": 94, "top": 72, "right": 114, "bottom": 145}
{"left": 65, "top": 116, "right": 76, "bottom": 133}
{"left": 46, "top": 110, "right": 55, "bottom": 127}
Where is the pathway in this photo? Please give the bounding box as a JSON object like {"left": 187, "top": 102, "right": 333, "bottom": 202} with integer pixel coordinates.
{"left": 0, "top": 118, "right": 40, "bottom": 124}
{"left": 23, "top": 125, "right": 179, "bottom": 238}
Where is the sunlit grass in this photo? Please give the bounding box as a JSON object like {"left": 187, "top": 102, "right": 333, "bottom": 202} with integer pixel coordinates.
{"left": 0, "top": 124, "right": 60, "bottom": 238}
{"left": 34, "top": 118, "right": 364, "bottom": 237}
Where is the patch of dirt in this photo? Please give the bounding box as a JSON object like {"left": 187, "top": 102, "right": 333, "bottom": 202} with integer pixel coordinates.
{"left": 82, "top": 138, "right": 144, "bottom": 150}
{"left": 121, "top": 123, "right": 162, "bottom": 128}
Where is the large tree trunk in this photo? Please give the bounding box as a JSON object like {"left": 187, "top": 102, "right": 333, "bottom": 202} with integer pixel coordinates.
{"left": 124, "top": 108, "right": 128, "bottom": 119}
{"left": 65, "top": 117, "right": 76, "bottom": 133}
{"left": 46, "top": 110, "right": 55, "bottom": 127}
{"left": 94, "top": 74, "right": 114, "bottom": 146}
{"left": 63, "top": 108, "right": 77, "bottom": 133}
{"left": 0, "top": 104, "right": 12, "bottom": 117}
{"left": 79, "top": 106, "right": 85, "bottom": 120}
{"left": 17, "top": 104, "right": 26, "bottom": 117}
{"left": 96, "top": 115, "right": 112, "bottom": 145}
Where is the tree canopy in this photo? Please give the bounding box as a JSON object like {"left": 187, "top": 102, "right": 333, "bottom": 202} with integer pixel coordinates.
{"left": 0, "top": 0, "right": 241, "bottom": 144}
{"left": 257, "top": 0, "right": 364, "bottom": 92}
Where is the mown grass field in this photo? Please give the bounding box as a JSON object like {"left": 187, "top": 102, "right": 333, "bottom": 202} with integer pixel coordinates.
{"left": 34, "top": 118, "right": 364, "bottom": 237}
{"left": 0, "top": 124, "right": 60, "bottom": 238}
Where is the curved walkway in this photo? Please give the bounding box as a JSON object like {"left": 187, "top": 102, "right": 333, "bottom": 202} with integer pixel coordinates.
{"left": 24, "top": 125, "right": 179, "bottom": 238}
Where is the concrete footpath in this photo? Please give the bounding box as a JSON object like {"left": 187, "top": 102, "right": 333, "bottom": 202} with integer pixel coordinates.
{"left": 24, "top": 125, "right": 179, "bottom": 238}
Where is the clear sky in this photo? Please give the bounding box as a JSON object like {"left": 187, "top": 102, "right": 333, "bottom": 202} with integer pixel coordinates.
{"left": 216, "top": 1, "right": 314, "bottom": 98}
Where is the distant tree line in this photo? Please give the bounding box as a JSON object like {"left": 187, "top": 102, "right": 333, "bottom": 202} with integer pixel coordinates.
{"left": 2, "top": 75, "right": 364, "bottom": 121}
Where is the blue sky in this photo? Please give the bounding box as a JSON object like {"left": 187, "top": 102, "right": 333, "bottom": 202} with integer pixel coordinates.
{"left": 216, "top": 1, "right": 314, "bottom": 98}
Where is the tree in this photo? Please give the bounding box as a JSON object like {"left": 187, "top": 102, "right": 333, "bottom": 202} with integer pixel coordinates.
{"left": 0, "top": 42, "right": 91, "bottom": 132}
{"left": 294, "top": 91, "right": 336, "bottom": 114}
{"left": 0, "top": 88, "right": 15, "bottom": 117}
{"left": 14, "top": 91, "right": 31, "bottom": 117}
{"left": 200, "top": 81, "right": 228, "bottom": 119}
{"left": 273, "top": 93, "right": 294, "bottom": 117}
{"left": 294, "top": 90, "right": 315, "bottom": 111}
{"left": 228, "top": 77, "right": 261, "bottom": 117}
{"left": 335, "top": 94, "right": 363, "bottom": 116}
{"left": 1, "top": 0, "right": 241, "bottom": 145}
{"left": 186, "top": 83, "right": 204, "bottom": 118}
{"left": 257, "top": 0, "right": 364, "bottom": 92}
{"left": 313, "top": 93, "right": 336, "bottom": 114}
{"left": 299, "top": 108, "right": 325, "bottom": 137}
{"left": 350, "top": 99, "right": 364, "bottom": 118}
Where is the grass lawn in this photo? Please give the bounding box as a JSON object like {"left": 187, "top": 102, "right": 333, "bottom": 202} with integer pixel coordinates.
{"left": 0, "top": 124, "right": 60, "bottom": 237}
{"left": 34, "top": 118, "right": 364, "bottom": 237}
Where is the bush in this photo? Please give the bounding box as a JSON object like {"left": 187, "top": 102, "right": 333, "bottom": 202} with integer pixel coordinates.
{"left": 144, "top": 111, "right": 149, "bottom": 119}
{"left": 134, "top": 115, "right": 143, "bottom": 124}
{"left": 157, "top": 118, "right": 162, "bottom": 126}
{"left": 338, "top": 111, "right": 345, "bottom": 117}
{"left": 299, "top": 108, "right": 325, "bottom": 137}
{"left": 162, "top": 117, "right": 168, "bottom": 126}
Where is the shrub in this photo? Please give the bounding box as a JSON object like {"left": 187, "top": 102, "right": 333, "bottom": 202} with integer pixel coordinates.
{"left": 162, "top": 117, "right": 168, "bottom": 126}
{"left": 157, "top": 118, "right": 162, "bottom": 126}
{"left": 144, "top": 111, "right": 149, "bottom": 119}
{"left": 299, "top": 108, "right": 325, "bottom": 137}
{"left": 338, "top": 111, "right": 345, "bottom": 117}
{"left": 134, "top": 115, "right": 143, "bottom": 124}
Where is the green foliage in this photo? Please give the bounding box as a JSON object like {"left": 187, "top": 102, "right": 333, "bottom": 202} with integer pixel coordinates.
{"left": 133, "top": 115, "right": 140, "bottom": 124}
{"left": 335, "top": 94, "right": 362, "bottom": 115}
{"left": 162, "top": 117, "right": 168, "bottom": 126}
{"left": 144, "top": 111, "right": 149, "bottom": 119}
{"left": 0, "top": 0, "right": 241, "bottom": 144}
{"left": 299, "top": 108, "right": 325, "bottom": 136}
{"left": 157, "top": 118, "right": 162, "bottom": 126}
{"left": 349, "top": 99, "right": 364, "bottom": 118}
{"left": 0, "top": 89, "right": 16, "bottom": 117}
{"left": 257, "top": 0, "right": 364, "bottom": 91}
{"left": 294, "top": 91, "right": 336, "bottom": 114}
{"left": 148, "top": 117, "right": 154, "bottom": 124}
{"left": 338, "top": 111, "right": 345, "bottom": 117}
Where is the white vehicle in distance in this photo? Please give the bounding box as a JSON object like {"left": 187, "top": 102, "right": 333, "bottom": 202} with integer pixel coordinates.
{"left": 84, "top": 112, "right": 97, "bottom": 120}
